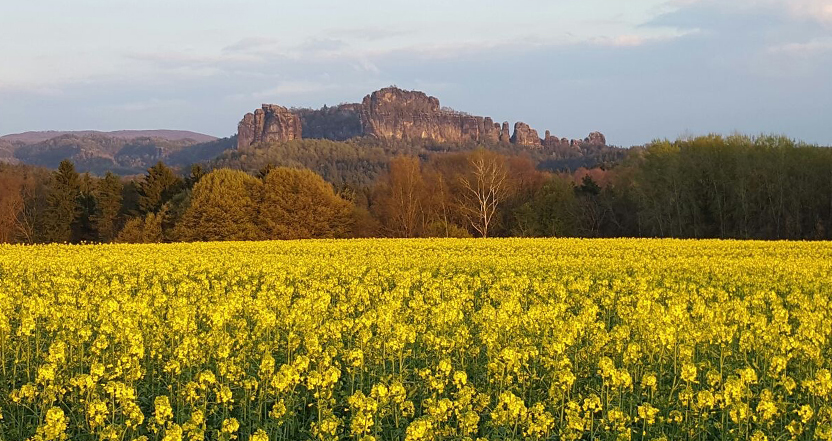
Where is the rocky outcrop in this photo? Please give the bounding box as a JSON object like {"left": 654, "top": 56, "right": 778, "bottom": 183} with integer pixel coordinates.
{"left": 237, "top": 105, "right": 302, "bottom": 149}
{"left": 235, "top": 87, "right": 607, "bottom": 150}
{"left": 511, "top": 122, "right": 541, "bottom": 147}
{"left": 358, "top": 87, "right": 503, "bottom": 144}
{"left": 543, "top": 130, "right": 608, "bottom": 151}
{"left": 583, "top": 131, "right": 607, "bottom": 147}
{"left": 500, "top": 122, "right": 511, "bottom": 143}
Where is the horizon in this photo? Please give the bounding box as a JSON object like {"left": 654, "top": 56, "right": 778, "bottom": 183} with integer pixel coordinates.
{"left": 2, "top": 0, "right": 831, "bottom": 146}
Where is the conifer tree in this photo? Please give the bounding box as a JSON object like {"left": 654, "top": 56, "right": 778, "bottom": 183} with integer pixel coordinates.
{"left": 93, "top": 172, "right": 123, "bottom": 242}
{"left": 73, "top": 172, "right": 98, "bottom": 242}
{"left": 44, "top": 160, "right": 81, "bottom": 243}
{"left": 138, "top": 161, "right": 183, "bottom": 214}
{"left": 185, "top": 164, "right": 206, "bottom": 189}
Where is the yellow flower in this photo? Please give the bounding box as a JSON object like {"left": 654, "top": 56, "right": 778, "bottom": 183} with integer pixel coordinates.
{"left": 154, "top": 396, "right": 174, "bottom": 427}
{"left": 250, "top": 430, "right": 269, "bottom": 441}
{"left": 221, "top": 418, "right": 239, "bottom": 433}
{"left": 681, "top": 363, "right": 697, "bottom": 383}
{"left": 638, "top": 403, "right": 659, "bottom": 425}
{"left": 87, "top": 400, "right": 109, "bottom": 429}
{"left": 217, "top": 385, "right": 234, "bottom": 405}
{"left": 641, "top": 373, "right": 657, "bottom": 390}
{"left": 797, "top": 404, "right": 813, "bottom": 423}
{"left": 43, "top": 407, "right": 69, "bottom": 441}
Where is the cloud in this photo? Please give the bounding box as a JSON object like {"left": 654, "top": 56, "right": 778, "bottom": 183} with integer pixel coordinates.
{"left": 108, "top": 98, "right": 189, "bottom": 112}
{"left": 298, "top": 38, "right": 348, "bottom": 52}
{"left": 589, "top": 31, "right": 697, "bottom": 48}
{"left": 228, "top": 81, "right": 342, "bottom": 102}
{"left": 769, "top": 38, "right": 832, "bottom": 55}
{"left": 785, "top": 0, "right": 832, "bottom": 24}
{"left": 222, "top": 37, "right": 281, "bottom": 54}
{"left": 327, "top": 26, "right": 418, "bottom": 41}
{"left": 653, "top": 0, "right": 832, "bottom": 27}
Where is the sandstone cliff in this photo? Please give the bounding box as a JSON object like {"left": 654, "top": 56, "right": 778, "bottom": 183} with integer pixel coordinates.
{"left": 237, "top": 105, "right": 302, "bottom": 150}
{"left": 511, "top": 122, "right": 541, "bottom": 147}
{"left": 236, "top": 87, "right": 607, "bottom": 151}
{"left": 543, "top": 130, "right": 607, "bottom": 151}
{"left": 358, "top": 87, "right": 503, "bottom": 144}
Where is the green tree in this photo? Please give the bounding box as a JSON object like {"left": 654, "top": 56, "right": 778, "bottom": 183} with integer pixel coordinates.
{"left": 44, "top": 160, "right": 81, "bottom": 243}
{"left": 511, "top": 176, "right": 577, "bottom": 237}
{"left": 176, "top": 169, "right": 263, "bottom": 242}
{"left": 138, "top": 161, "right": 183, "bottom": 214}
{"left": 116, "top": 211, "right": 164, "bottom": 243}
{"left": 93, "top": 172, "right": 123, "bottom": 242}
{"left": 261, "top": 167, "right": 353, "bottom": 239}
{"left": 185, "top": 164, "right": 207, "bottom": 189}
{"left": 74, "top": 172, "right": 98, "bottom": 242}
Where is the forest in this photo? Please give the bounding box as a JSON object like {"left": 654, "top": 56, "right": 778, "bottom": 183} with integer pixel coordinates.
{"left": 1, "top": 134, "right": 831, "bottom": 243}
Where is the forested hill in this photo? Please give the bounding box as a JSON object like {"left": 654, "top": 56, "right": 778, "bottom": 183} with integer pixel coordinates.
{"left": 1, "top": 132, "right": 231, "bottom": 175}
{"left": 0, "top": 130, "right": 216, "bottom": 144}
{"left": 211, "top": 137, "right": 626, "bottom": 187}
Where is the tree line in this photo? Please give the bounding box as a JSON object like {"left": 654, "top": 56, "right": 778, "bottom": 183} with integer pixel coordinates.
{"left": 1, "top": 134, "right": 831, "bottom": 243}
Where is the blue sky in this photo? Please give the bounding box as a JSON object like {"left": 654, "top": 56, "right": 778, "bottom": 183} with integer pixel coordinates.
{"left": 1, "top": 0, "right": 831, "bottom": 146}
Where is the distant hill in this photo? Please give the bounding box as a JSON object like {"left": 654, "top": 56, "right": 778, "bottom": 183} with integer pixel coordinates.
{"left": 0, "top": 130, "right": 216, "bottom": 145}
{"left": 3, "top": 132, "right": 232, "bottom": 175}
{"left": 0, "top": 139, "right": 19, "bottom": 164}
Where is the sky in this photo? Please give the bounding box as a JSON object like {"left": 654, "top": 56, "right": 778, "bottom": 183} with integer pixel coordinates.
{"left": 1, "top": 0, "right": 831, "bottom": 147}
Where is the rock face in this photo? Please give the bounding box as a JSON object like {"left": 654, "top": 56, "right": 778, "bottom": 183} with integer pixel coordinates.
{"left": 237, "top": 105, "right": 302, "bottom": 150}
{"left": 358, "top": 87, "right": 502, "bottom": 144}
{"left": 584, "top": 131, "right": 607, "bottom": 147}
{"left": 235, "top": 86, "right": 607, "bottom": 150}
{"left": 542, "top": 130, "right": 608, "bottom": 151}
{"left": 500, "top": 122, "right": 511, "bottom": 143}
{"left": 511, "top": 122, "right": 541, "bottom": 147}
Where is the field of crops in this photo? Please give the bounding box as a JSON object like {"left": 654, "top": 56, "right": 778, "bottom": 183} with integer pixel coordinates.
{"left": 1, "top": 239, "right": 831, "bottom": 441}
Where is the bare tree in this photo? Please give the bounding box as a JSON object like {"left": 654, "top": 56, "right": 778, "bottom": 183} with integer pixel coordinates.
{"left": 14, "top": 175, "right": 49, "bottom": 244}
{"left": 379, "top": 156, "right": 424, "bottom": 237}
{"left": 457, "top": 151, "right": 508, "bottom": 238}
{"left": 0, "top": 176, "right": 23, "bottom": 243}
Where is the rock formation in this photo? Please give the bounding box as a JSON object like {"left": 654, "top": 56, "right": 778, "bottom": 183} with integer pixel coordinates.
{"left": 235, "top": 86, "right": 607, "bottom": 151}
{"left": 237, "top": 105, "right": 302, "bottom": 150}
{"left": 511, "top": 122, "right": 541, "bottom": 147}
{"left": 358, "top": 87, "right": 502, "bottom": 144}
{"left": 500, "top": 122, "right": 511, "bottom": 143}
{"left": 583, "top": 131, "right": 607, "bottom": 147}
{"left": 542, "top": 130, "right": 608, "bottom": 151}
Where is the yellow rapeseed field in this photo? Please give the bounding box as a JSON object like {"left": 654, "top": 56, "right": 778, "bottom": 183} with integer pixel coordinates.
{"left": 1, "top": 239, "right": 831, "bottom": 441}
